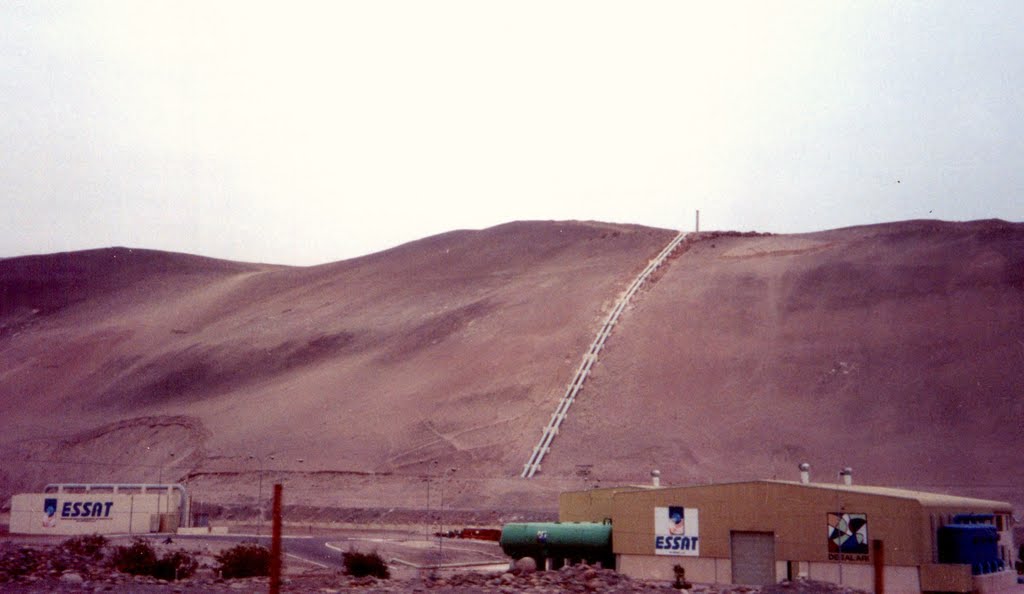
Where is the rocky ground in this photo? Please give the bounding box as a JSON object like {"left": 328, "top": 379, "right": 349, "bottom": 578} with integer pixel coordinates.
{"left": 0, "top": 538, "right": 871, "bottom": 593}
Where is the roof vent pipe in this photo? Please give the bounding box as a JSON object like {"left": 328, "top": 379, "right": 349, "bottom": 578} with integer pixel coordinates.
{"left": 840, "top": 467, "right": 853, "bottom": 486}
{"left": 651, "top": 469, "right": 661, "bottom": 488}
{"left": 799, "top": 463, "right": 811, "bottom": 484}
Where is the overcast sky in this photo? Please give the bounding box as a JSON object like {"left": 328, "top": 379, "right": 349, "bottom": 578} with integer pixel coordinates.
{"left": 3, "top": 2, "right": 1022, "bottom": 265}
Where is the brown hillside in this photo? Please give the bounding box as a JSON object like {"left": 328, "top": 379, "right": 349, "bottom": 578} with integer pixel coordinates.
{"left": 543, "top": 219, "right": 1024, "bottom": 510}
{"left": 0, "top": 219, "right": 1021, "bottom": 516}
{"left": 0, "top": 221, "right": 675, "bottom": 513}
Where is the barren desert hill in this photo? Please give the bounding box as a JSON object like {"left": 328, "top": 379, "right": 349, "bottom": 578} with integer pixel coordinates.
{"left": 543, "top": 218, "right": 1024, "bottom": 509}
{"left": 1, "top": 218, "right": 1022, "bottom": 516}
{"left": 0, "top": 221, "right": 677, "bottom": 511}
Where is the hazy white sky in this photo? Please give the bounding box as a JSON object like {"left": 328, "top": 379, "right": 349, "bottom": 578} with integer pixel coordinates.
{"left": 3, "top": 1, "right": 1022, "bottom": 265}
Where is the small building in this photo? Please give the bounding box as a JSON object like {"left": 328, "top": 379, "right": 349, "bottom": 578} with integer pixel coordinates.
{"left": 10, "top": 483, "right": 187, "bottom": 535}
{"left": 558, "top": 478, "right": 1017, "bottom": 594}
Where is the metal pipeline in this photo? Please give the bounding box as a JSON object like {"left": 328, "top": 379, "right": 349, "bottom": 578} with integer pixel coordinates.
{"left": 44, "top": 483, "right": 189, "bottom": 530}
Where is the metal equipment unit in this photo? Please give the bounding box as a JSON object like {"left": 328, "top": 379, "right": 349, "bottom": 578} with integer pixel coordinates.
{"left": 938, "top": 521, "right": 1004, "bottom": 575}
{"left": 500, "top": 522, "right": 614, "bottom": 569}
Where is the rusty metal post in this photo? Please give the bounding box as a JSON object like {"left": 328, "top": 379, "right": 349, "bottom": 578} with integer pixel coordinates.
{"left": 872, "top": 539, "right": 884, "bottom": 594}
{"left": 270, "top": 483, "right": 283, "bottom": 594}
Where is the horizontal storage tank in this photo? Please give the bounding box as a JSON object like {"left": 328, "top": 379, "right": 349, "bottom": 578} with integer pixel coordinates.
{"left": 500, "top": 522, "right": 613, "bottom": 567}
{"left": 937, "top": 523, "right": 1003, "bottom": 575}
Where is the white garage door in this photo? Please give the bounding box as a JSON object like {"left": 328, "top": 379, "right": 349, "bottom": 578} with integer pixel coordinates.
{"left": 731, "top": 531, "right": 776, "bottom": 585}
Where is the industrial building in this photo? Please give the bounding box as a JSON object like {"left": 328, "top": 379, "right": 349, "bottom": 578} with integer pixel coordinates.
{"left": 9, "top": 483, "right": 188, "bottom": 536}
{"left": 505, "top": 470, "right": 1017, "bottom": 593}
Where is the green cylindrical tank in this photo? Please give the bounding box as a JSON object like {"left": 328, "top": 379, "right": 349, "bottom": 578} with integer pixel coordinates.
{"left": 500, "top": 522, "right": 612, "bottom": 561}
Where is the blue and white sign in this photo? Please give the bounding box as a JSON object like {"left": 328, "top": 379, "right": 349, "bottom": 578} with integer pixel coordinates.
{"left": 654, "top": 506, "right": 700, "bottom": 556}
{"left": 41, "top": 498, "right": 116, "bottom": 527}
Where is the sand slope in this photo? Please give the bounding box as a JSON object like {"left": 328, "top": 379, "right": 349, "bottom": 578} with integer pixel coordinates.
{"left": 544, "top": 220, "right": 1024, "bottom": 508}
{"left": 1, "top": 219, "right": 1021, "bottom": 513}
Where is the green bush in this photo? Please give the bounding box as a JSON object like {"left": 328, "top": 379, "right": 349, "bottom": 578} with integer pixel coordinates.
{"left": 216, "top": 542, "right": 270, "bottom": 579}
{"left": 60, "top": 534, "right": 108, "bottom": 559}
{"left": 107, "top": 538, "right": 197, "bottom": 581}
{"left": 109, "top": 538, "right": 157, "bottom": 576}
{"left": 342, "top": 549, "right": 389, "bottom": 579}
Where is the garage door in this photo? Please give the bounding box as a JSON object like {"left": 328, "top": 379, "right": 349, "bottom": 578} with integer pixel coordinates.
{"left": 731, "top": 531, "right": 776, "bottom": 585}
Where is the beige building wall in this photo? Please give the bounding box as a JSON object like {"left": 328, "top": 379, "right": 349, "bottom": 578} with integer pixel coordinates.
{"left": 971, "top": 570, "right": 1018, "bottom": 594}
{"left": 618, "top": 554, "right": 732, "bottom": 584}
{"left": 10, "top": 493, "right": 174, "bottom": 535}
{"left": 584, "top": 480, "right": 1015, "bottom": 591}
{"left": 919, "top": 564, "right": 973, "bottom": 592}
{"left": 881, "top": 566, "right": 922, "bottom": 594}
{"left": 610, "top": 482, "right": 925, "bottom": 566}
{"left": 806, "top": 563, "right": 920, "bottom": 593}
{"left": 558, "top": 486, "right": 650, "bottom": 523}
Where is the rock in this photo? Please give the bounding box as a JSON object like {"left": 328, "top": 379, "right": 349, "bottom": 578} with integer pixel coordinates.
{"left": 194, "top": 567, "right": 218, "bottom": 580}
{"left": 514, "top": 556, "right": 538, "bottom": 573}
{"left": 60, "top": 571, "right": 84, "bottom": 584}
{"left": 585, "top": 577, "right": 603, "bottom": 590}
{"left": 500, "top": 572, "right": 516, "bottom": 584}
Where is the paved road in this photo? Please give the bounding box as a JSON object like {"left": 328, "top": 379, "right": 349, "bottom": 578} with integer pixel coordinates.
{"left": 170, "top": 531, "right": 507, "bottom": 575}
{"left": 170, "top": 533, "right": 345, "bottom": 570}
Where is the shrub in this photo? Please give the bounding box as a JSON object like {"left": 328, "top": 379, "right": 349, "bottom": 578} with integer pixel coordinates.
{"left": 60, "top": 534, "right": 108, "bottom": 559}
{"left": 216, "top": 542, "right": 270, "bottom": 579}
{"left": 108, "top": 538, "right": 197, "bottom": 581}
{"left": 0, "top": 546, "right": 45, "bottom": 579}
{"left": 152, "top": 550, "right": 198, "bottom": 581}
{"left": 109, "top": 538, "right": 157, "bottom": 576}
{"left": 342, "top": 549, "right": 390, "bottom": 579}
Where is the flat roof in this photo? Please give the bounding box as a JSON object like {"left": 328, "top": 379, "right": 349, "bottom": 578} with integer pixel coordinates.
{"left": 765, "top": 480, "right": 1013, "bottom": 511}
{"left": 602, "top": 479, "right": 1013, "bottom": 512}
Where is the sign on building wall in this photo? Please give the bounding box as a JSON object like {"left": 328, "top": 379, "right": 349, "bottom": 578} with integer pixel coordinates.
{"left": 42, "top": 497, "right": 116, "bottom": 529}
{"left": 654, "top": 506, "right": 700, "bottom": 556}
{"left": 827, "top": 512, "right": 869, "bottom": 562}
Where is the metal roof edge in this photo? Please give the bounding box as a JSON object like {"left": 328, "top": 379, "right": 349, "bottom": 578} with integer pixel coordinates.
{"left": 605, "top": 479, "right": 1013, "bottom": 510}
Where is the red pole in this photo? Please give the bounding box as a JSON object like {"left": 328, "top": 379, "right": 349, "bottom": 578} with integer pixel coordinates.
{"left": 872, "top": 539, "right": 884, "bottom": 594}
{"left": 270, "top": 483, "right": 283, "bottom": 594}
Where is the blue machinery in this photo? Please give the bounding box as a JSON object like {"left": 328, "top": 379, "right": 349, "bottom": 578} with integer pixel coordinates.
{"left": 937, "top": 514, "right": 1005, "bottom": 575}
